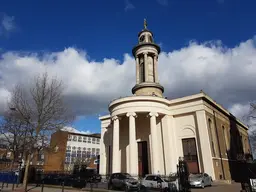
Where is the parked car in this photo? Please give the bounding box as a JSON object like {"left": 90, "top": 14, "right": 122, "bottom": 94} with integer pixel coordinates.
{"left": 140, "top": 174, "right": 179, "bottom": 192}
{"left": 108, "top": 173, "right": 140, "bottom": 191}
{"left": 189, "top": 173, "right": 212, "bottom": 188}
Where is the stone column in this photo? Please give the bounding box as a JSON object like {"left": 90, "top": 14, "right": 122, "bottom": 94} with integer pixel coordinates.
{"left": 153, "top": 55, "right": 159, "bottom": 83}
{"left": 99, "top": 126, "right": 107, "bottom": 176}
{"left": 149, "top": 112, "right": 160, "bottom": 174}
{"left": 112, "top": 116, "right": 121, "bottom": 173}
{"left": 144, "top": 52, "right": 148, "bottom": 82}
{"left": 196, "top": 110, "right": 215, "bottom": 180}
{"left": 126, "top": 112, "right": 138, "bottom": 176}
{"left": 136, "top": 56, "right": 139, "bottom": 84}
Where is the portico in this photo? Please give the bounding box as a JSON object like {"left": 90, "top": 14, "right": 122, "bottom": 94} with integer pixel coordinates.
{"left": 107, "top": 95, "right": 171, "bottom": 176}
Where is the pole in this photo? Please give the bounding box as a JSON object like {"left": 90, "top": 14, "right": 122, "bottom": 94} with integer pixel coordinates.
{"left": 61, "top": 181, "right": 64, "bottom": 192}
{"left": 41, "top": 180, "right": 44, "bottom": 192}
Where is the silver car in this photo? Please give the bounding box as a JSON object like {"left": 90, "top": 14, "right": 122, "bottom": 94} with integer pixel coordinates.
{"left": 189, "top": 173, "right": 212, "bottom": 188}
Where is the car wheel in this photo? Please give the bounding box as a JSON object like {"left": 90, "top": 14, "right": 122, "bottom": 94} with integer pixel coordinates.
{"left": 163, "top": 187, "right": 170, "bottom": 192}
{"left": 140, "top": 185, "right": 147, "bottom": 192}
{"left": 201, "top": 182, "right": 205, "bottom": 189}
{"left": 108, "top": 183, "right": 112, "bottom": 190}
{"left": 124, "top": 185, "right": 129, "bottom": 192}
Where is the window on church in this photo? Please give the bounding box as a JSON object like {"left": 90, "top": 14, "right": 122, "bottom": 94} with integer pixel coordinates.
{"left": 222, "top": 126, "right": 229, "bottom": 154}
{"left": 208, "top": 119, "right": 216, "bottom": 157}
{"left": 139, "top": 35, "right": 145, "bottom": 43}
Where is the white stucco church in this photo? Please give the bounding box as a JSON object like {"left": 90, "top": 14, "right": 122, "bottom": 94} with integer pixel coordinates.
{"left": 99, "top": 21, "right": 250, "bottom": 181}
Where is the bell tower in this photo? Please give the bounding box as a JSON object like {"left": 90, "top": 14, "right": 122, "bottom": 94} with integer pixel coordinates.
{"left": 132, "top": 19, "right": 164, "bottom": 97}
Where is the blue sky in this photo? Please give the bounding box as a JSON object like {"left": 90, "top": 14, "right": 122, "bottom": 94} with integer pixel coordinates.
{"left": 0, "top": 0, "right": 256, "bottom": 134}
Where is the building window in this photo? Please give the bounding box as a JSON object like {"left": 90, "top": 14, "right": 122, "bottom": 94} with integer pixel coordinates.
{"left": 92, "top": 138, "right": 96, "bottom": 144}
{"left": 88, "top": 137, "right": 91, "bottom": 143}
{"left": 83, "top": 137, "right": 87, "bottom": 143}
{"left": 222, "top": 126, "right": 229, "bottom": 154}
{"left": 83, "top": 147, "right": 86, "bottom": 151}
{"left": 66, "top": 146, "right": 71, "bottom": 152}
{"left": 73, "top": 136, "right": 77, "bottom": 141}
{"left": 96, "top": 148, "right": 100, "bottom": 156}
{"left": 72, "top": 146, "right": 76, "bottom": 151}
{"left": 208, "top": 118, "right": 216, "bottom": 157}
{"left": 96, "top": 138, "right": 100, "bottom": 144}
{"left": 66, "top": 152, "right": 71, "bottom": 157}
{"left": 78, "top": 136, "right": 82, "bottom": 142}
{"left": 71, "top": 151, "right": 76, "bottom": 157}
{"left": 68, "top": 135, "right": 72, "bottom": 141}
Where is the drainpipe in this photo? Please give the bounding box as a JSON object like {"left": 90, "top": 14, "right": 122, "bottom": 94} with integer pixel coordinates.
{"left": 213, "top": 110, "right": 226, "bottom": 180}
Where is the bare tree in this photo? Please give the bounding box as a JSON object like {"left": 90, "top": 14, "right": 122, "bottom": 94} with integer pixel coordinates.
{"left": 8, "top": 72, "right": 74, "bottom": 191}
{"left": 245, "top": 103, "right": 256, "bottom": 157}
{"left": 0, "top": 110, "right": 30, "bottom": 170}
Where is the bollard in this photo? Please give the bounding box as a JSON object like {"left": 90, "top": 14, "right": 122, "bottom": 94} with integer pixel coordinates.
{"left": 12, "top": 183, "right": 15, "bottom": 190}
{"left": 41, "top": 180, "right": 44, "bottom": 192}
{"left": 61, "top": 181, "right": 65, "bottom": 192}
{"left": 90, "top": 182, "right": 93, "bottom": 192}
{"left": 6, "top": 182, "right": 8, "bottom": 188}
{"left": 1, "top": 182, "right": 4, "bottom": 189}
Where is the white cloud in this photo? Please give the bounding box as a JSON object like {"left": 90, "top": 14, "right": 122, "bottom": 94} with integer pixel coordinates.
{"left": 0, "top": 13, "right": 15, "bottom": 36}
{"left": 0, "top": 36, "right": 256, "bottom": 128}
{"left": 156, "top": 0, "right": 168, "bottom": 6}
{"left": 124, "top": 0, "right": 135, "bottom": 11}
{"left": 62, "top": 126, "right": 91, "bottom": 135}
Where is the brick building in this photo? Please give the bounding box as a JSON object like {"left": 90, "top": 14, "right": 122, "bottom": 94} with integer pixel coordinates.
{"left": 44, "top": 129, "right": 101, "bottom": 172}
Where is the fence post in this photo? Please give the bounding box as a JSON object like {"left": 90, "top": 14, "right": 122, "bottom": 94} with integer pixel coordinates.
{"left": 1, "top": 182, "right": 4, "bottom": 189}
{"left": 90, "top": 181, "right": 93, "bottom": 192}
{"left": 61, "top": 181, "right": 65, "bottom": 192}
{"left": 41, "top": 180, "right": 44, "bottom": 192}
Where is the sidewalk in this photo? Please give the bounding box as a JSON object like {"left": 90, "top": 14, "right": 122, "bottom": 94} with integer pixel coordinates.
{"left": 0, "top": 185, "right": 112, "bottom": 192}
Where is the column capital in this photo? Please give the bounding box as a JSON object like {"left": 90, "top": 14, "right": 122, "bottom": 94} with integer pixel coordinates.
{"left": 112, "top": 115, "right": 121, "bottom": 121}
{"left": 126, "top": 112, "right": 137, "bottom": 118}
{"left": 149, "top": 112, "right": 159, "bottom": 117}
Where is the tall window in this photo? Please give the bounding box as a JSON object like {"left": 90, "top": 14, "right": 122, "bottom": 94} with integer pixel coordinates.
{"left": 222, "top": 126, "right": 229, "bottom": 154}
{"left": 208, "top": 119, "right": 216, "bottom": 157}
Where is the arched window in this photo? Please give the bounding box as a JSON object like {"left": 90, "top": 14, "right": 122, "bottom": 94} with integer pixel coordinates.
{"left": 208, "top": 119, "right": 216, "bottom": 157}
{"left": 139, "top": 35, "right": 145, "bottom": 43}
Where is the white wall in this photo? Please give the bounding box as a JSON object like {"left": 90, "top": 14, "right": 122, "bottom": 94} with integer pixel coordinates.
{"left": 65, "top": 134, "right": 100, "bottom": 164}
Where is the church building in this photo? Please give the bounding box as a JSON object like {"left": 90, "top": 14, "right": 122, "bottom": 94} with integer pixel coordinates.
{"left": 99, "top": 21, "right": 251, "bottom": 181}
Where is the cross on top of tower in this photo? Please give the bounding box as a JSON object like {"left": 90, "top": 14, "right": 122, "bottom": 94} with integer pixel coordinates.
{"left": 144, "top": 19, "right": 147, "bottom": 29}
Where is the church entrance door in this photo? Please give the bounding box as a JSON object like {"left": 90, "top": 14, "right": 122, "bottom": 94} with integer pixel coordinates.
{"left": 138, "top": 141, "right": 149, "bottom": 177}
{"left": 182, "top": 138, "right": 199, "bottom": 174}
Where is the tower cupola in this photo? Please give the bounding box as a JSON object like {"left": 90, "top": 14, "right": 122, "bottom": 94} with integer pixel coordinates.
{"left": 132, "top": 19, "right": 164, "bottom": 97}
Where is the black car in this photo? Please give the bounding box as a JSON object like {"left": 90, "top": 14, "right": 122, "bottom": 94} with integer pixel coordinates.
{"left": 108, "top": 173, "right": 140, "bottom": 191}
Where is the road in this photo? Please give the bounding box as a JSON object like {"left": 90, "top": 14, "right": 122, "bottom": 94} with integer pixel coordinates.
{"left": 0, "top": 182, "right": 242, "bottom": 192}
{"left": 191, "top": 182, "right": 241, "bottom": 192}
